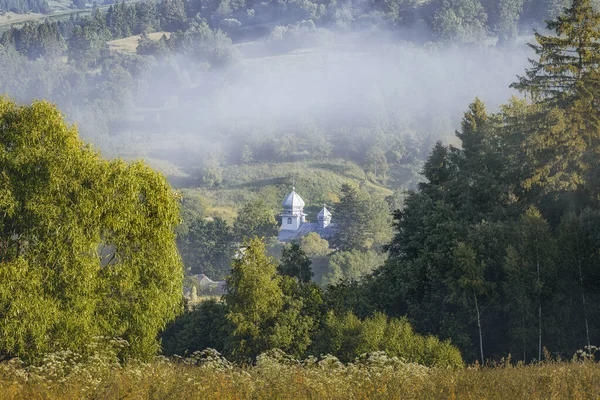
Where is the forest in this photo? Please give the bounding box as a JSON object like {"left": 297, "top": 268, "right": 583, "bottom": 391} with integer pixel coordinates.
{"left": 1, "top": 0, "right": 600, "bottom": 398}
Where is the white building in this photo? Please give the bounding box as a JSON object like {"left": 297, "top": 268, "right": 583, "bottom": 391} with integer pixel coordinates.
{"left": 278, "top": 188, "right": 335, "bottom": 242}
{"left": 281, "top": 188, "right": 307, "bottom": 230}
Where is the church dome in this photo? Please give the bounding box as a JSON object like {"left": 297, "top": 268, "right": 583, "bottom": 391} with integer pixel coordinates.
{"left": 317, "top": 205, "right": 332, "bottom": 220}
{"left": 282, "top": 188, "right": 305, "bottom": 210}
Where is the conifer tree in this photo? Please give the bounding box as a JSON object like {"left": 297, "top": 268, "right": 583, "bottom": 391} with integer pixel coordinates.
{"left": 511, "top": 0, "right": 600, "bottom": 190}
{"left": 332, "top": 184, "right": 369, "bottom": 251}
{"left": 456, "top": 97, "right": 488, "bottom": 158}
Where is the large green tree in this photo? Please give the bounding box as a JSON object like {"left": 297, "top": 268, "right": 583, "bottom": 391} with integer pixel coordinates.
{"left": 0, "top": 98, "right": 183, "bottom": 361}
{"left": 225, "top": 237, "right": 319, "bottom": 360}
{"left": 332, "top": 184, "right": 377, "bottom": 251}
{"left": 511, "top": 0, "right": 600, "bottom": 191}
{"left": 224, "top": 237, "right": 284, "bottom": 360}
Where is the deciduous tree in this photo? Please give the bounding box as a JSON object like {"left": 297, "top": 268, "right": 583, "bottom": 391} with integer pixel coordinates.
{"left": 0, "top": 98, "right": 183, "bottom": 361}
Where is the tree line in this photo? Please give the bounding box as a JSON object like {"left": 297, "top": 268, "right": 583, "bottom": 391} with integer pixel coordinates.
{"left": 0, "top": 0, "right": 49, "bottom": 14}
{"left": 162, "top": 237, "right": 463, "bottom": 367}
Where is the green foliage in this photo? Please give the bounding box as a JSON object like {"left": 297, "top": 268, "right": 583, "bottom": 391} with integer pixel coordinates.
{"left": 299, "top": 232, "right": 331, "bottom": 257}
{"left": 278, "top": 242, "right": 314, "bottom": 283}
{"left": 161, "top": 299, "right": 232, "bottom": 356}
{"left": 1, "top": 21, "right": 66, "bottom": 60}
{"left": 225, "top": 237, "right": 285, "bottom": 360}
{"left": 167, "top": 19, "right": 240, "bottom": 66}
{"left": 175, "top": 191, "right": 209, "bottom": 237}
{"left": 432, "top": 0, "right": 488, "bottom": 43}
{"left": 0, "top": 98, "right": 183, "bottom": 361}
{"left": 160, "top": 0, "right": 187, "bottom": 31}
{"left": 332, "top": 184, "right": 392, "bottom": 251}
{"left": 503, "top": 207, "right": 557, "bottom": 361}
{"left": 322, "top": 249, "right": 387, "bottom": 286}
{"left": 233, "top": 199, "right": 279, "bottom": 240}
{"left": 314, "top": 312, "right": 464, "bottom": 367}
{"left": 511, "top": 0, "right": 600, "bottom": 191}
{"left": 557, "top": 210, "right": 600, "bottom": 348}
{"left": 178, "top": 217, "right": 236, "bottom": 279}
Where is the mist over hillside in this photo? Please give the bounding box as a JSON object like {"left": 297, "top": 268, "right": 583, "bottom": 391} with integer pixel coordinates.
{"left": 104, "top": 31, "right": 531, "bottom": 169}
{"left": 0, "top": 0, "right": 537, "bottom": 183}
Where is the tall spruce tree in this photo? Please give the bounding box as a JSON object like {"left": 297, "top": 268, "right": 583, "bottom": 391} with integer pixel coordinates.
{"left": 511, "top": 0, "right": 600, "bottom": 190}
{"left": 332, "top": 184, "right": 369, "bottom": 251}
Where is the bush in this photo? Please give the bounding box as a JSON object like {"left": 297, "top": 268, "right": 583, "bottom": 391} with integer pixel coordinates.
{"left": 314, "top": 311, "right": 464, "bottom": 368}
{"left": 161, "top": 299, "right": 232, "bottom": 357}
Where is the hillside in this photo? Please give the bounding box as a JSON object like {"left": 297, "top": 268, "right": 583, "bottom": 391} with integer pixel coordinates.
{"left": 143, "top": 157, "right": 397, "bottom": 221}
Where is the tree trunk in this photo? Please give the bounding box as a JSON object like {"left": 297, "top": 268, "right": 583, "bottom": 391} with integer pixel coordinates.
{"left": 578, "top": 259, "right": 591, "bottom": 348}
{"left": 474, "top": 289, "right": 484, "bottom": 364}
{"left": 522, "top": 313, "right": 526, "bottom": 362}
{"left": 538, "top": 302, "right": 542, "bottom": 361}
{"left": 537, "top": 257, "right": 542, "bottom": 362}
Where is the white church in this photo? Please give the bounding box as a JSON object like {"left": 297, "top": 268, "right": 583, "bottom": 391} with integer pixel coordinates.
{"left": 277, "top": 188, "right": 336, "bottom": 242}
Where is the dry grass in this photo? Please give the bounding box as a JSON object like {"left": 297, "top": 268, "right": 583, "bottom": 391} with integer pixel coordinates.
{"left": 0, "top": 11, "right": 44, "bottom": 26}
{"left": 107, "top": 32, "right": 171, "bottom": 54}
{"left": 0, "top": 352, "right": 599, "bottom": 400}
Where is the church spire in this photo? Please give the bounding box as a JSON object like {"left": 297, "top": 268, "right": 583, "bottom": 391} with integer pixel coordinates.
{"left": 317, "top": 204, "right": 332, "bottom": 228}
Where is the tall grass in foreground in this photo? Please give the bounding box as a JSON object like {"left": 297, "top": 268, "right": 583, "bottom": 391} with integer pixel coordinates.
{"left": 0, "top": 349, "right": 598, "bottom": 399}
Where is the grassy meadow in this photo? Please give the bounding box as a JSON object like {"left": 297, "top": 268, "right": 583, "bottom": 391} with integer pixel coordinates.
{"left": 1, "top": 352, "right": 598, "bottom": 399}
{"left": 162, "top": 158, "right": 397, "bottom": 221}
{"left": 107, "top": 32, "right": 171, "bottom": 54}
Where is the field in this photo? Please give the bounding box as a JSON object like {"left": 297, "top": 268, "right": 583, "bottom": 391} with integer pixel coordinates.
{"left": 1, "top": 353, "right": 598, "bottom": 399}
{"left": 0, "top": 11, "right": 45, "bottom": 27}
{"left": 107, "top": 32, "right": 171, "bottom": 54}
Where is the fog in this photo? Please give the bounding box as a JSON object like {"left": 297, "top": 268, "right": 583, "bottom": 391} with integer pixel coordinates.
{"left": 120, "top": 30, "right": 531, "bottom": 160}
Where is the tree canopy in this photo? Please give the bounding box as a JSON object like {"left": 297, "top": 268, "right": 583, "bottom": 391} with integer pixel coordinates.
{"left": 0, "top": 98, "right": 183, "bottom": 361}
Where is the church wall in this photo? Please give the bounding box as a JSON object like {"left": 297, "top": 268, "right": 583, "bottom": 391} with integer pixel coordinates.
{"left": 281, "top": 215, "right": 301, "bottom": 230}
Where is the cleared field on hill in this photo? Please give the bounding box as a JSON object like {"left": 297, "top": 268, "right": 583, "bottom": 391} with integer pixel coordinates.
{"left": 108, "top": 31, "right": 171, "bottom": 54}
{"left": 0, "top": 11, "right": 44, "bottom": 26}
{"left": 185, "top": 159, "right": 394, "bottom": 220}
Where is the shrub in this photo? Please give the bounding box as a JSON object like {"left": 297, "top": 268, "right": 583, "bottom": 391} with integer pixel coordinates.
{"left": 314, "top": 311, "right": 464, "bottom": 368}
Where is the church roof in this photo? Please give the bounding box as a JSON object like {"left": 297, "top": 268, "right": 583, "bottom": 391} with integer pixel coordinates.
{"left": 282, "top": 188, "right": 305, "bottom": 209}
{"left": 317, "top": 205, "right": 332, "bottom": 219}
{"left": 277, "top": 222, "right": 336, "bottom": 242}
